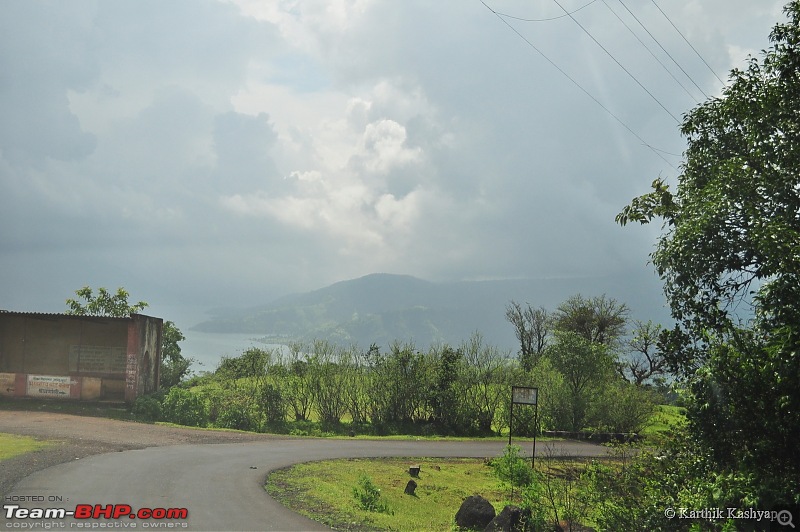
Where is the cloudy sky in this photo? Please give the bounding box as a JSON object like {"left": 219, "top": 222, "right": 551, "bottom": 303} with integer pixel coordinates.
{"left": 0, "top": 0, "right": 786, "bottom": 328}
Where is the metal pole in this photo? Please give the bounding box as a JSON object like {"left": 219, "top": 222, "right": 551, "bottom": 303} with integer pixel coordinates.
{"left": 509, "top": 390, "right": 514, "bottom": 502}
{"left": 508, "top": 394, "right": 513, "bottom": 448}
{"left": 532, "top": 402, "right": 538, "bottom": 471}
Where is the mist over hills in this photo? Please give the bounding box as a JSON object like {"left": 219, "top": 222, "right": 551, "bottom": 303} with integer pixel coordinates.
{"left": 191, "top": 272, "right": 672, "bottom": 351}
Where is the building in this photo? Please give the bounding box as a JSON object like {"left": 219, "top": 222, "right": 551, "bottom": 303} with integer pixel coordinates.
{"left": 0, "top": 311, "right": 162, "bottom": 402}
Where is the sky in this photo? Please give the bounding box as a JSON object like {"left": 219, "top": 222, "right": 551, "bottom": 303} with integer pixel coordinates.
{"left": 0, "top": 0, "right": 787, "bottom": 330}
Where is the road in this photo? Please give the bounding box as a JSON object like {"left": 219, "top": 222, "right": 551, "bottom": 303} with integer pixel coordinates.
{"left": 0, "top": 414, "right": 610, "bottom": 531}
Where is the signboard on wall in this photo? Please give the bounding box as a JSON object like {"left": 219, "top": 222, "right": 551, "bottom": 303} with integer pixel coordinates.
{"left": 0, "top": 373, "right": 16, "bottom": 397}
{"left": 69, "top": 345, "right": 126, "bottom": 374}
{"left": 27, "top": 375, "right": 72, "bottom": 398}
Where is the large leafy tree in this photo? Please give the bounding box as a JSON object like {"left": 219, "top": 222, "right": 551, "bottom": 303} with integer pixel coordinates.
{"left": 618, "top": 0, "right": 800, "bottom": 511}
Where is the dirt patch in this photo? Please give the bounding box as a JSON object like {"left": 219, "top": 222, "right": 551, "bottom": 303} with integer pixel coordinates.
{"left": 0, "top": 409, "right": 280, "bottom": 499}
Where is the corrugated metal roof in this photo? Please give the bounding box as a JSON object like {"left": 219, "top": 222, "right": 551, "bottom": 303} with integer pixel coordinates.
{"left": 0, "top": 310, "right": 158, "bottom": 320}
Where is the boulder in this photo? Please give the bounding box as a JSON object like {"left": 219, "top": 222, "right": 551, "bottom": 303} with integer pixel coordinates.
{"left": 455, "top": 495, "right": 496, "bottom": 530}
{"left": 484, "top": 505, "right": 526, "bottom": 532}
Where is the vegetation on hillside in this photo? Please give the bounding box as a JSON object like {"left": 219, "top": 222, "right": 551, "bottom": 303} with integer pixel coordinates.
{"left": 140, "top": 289, "right": 663, "bottom": 438}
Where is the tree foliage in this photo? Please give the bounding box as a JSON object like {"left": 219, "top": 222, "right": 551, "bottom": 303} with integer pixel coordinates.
{"left": 160, "top": 321, "right": 192, "bottom": 389}
{"left": 552, "top": 294, "right": 629, "bottom": 348}
{"left": 544, "top": 331, "right": 616, "bottom": 431}
{"left": 66, "top": 286, "right": 148, "bottom": 317}
{"left": 617, "top": 0, "right": 800, "bottom": 511}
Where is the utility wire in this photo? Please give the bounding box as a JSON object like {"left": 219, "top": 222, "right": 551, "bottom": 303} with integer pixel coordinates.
{"left": 479, "top": 0, "right": 678, "bottom": 170}
{"left": 651, "top": 0, "right": 726, "bottom": 85}
{"left": 602, "top": 0, "right": 699, "bottom": 104}
{"left": 493, "top": 0, "right": 600, "bottom": 22}
{"left": 551, "top": 0, "right": 681, "bottom": 124}
{"left": 616, "top": 0, "right": 710, "bottom": 100}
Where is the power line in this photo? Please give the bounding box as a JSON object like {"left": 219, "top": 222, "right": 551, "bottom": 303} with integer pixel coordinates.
{"left": 479, "top": 0, "right": 678, "bottom": 170}
{"left": 601, "top": 0, "right": 700, "bottom": 104}
{"left": 651, "top": 0, "right": 726, "bottom": 85}
{"left": 550, "top": 0, "right": 681, "bottom": 124}
{"left": 493, "top": 0, "right": 600, "bottom": 22}
{"left": 616, "top": 0, "right": 710, "bottom": 100}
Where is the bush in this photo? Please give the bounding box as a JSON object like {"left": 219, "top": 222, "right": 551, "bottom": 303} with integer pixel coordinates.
{"left": 490, "top": 445, "right": 536, "bottom": 487}
{"left": 591, "top": 381, "right": 657, "bottom": 433}
{"left": 260, "top": 383, "right": 286, "bottom": 424}
{"left": 162, "top": 387, "right": 208, "bottom": 427}
{"left": 352, "top": 475, "right": 392, "bottom": 514}
{"left": 131, "top": 395, "right": 162, "bottom": 422}
{"left": 215, "top": 397, "right": 260, "bottom": 431}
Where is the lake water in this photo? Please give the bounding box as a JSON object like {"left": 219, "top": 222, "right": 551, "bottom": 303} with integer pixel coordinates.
{"left": 179, "top": 330, "right": 289, "bottom": 374}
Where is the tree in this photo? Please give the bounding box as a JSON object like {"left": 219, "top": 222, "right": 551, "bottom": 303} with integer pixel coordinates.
{"left": 505, "top": 301, "right": 550, "bottom": 371}
{"left": 619, "top": 320, "right": 668, "bottom": 386}
{"left": 544, "top": 331, "right": 616, "bottom": 431}
{"left": 160, "top": 320, "right": 192, "bottom": 389}
{"left": 552, "top": 294, "right": 629, "bottom": 348}
{"left": 617, "top": 0, "right": 800, "bottom": 510}
{"left": 66, "top": 286, "right": 148, "bottom": 317}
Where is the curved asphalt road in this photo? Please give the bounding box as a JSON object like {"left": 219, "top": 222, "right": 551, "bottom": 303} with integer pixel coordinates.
{"left": 2, "top": 438, "right": 610, "bottom": 531}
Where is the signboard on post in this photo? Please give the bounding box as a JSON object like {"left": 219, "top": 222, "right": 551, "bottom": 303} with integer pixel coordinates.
{"left": 512, "top": 386, "right": 538, "bottom": 405}
{"left": 509, "top": 385, "right": 540, "bottom": 478}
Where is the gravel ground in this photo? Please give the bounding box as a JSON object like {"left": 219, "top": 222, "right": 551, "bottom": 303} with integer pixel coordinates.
{"left": 0, "top": 409, "right": 280, "bottom": 499}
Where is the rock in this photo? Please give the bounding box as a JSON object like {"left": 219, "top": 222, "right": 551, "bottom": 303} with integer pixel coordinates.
{"left": 484, "top": 505, "right": 526, "bottom": 532}
{"left": 455, "top": 495, "right": 496, "bottom": 530}
{"left": 404, "top": 479, "right": 417, "bottom": 495}
{"left": 409, "top": 465, "right": 421, "bottom": 477}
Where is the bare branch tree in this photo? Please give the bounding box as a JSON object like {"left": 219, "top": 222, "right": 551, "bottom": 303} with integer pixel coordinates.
{"left": 506, "top": 301, "right": 550, "bottom": 371}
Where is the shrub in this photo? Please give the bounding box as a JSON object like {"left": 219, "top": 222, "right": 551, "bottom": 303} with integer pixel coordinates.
{"left": 490, "top": 445, "right": 536, "bottom": 487}
{"left": 260, "top": 383, "right": 286, "bottom": 424}
{"left": 215, "top": 397, "right": 259, "bottom": 431}
{"left": 131, "top": 395, "right": 162, "bottom": 422}
{"left": 352, "top": 475, "right": 392, "bottom": 514}
{"left": 162, "top": 387, "right": 208, "bottom": 427}
{"left": 591, "top": 381, "right": 657, "bottom": 433}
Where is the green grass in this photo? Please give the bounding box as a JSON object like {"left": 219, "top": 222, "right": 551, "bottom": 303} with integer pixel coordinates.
{"left": 267, "top": 455, "right": 615, "bottom": 531}
{"left": 0, "top": 433, "right": 53, "bottom": 461}
{"left": 640, "top": 404, "right": 687, "bottom": 447}
{"left": 268, "top": 457, "right": 508, "bottom": 531}
{"left": 642, "top": 404, "right": 686, "bottom": 436}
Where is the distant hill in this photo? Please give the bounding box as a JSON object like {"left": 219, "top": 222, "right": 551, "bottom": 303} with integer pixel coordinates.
{"left": 191, "top": 272, "right": 673, "bottom": 351}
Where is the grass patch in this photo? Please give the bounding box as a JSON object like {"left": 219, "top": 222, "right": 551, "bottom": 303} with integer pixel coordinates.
{"left": 642, "top": 404, "right": 686, "bottom": 437}
{"left": 267, "top": 455, "right": 618, "bottom": 531}
{"left": 267, "top": 457, "right": 508, "bottom": 531}
{"left": 0, "top": 433, "right": 52, "bottom": 461}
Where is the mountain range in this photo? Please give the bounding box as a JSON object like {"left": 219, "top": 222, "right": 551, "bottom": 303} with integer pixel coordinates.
{"left": 191, "top": 272, "right": 673, "bottom": 352}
